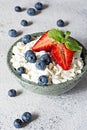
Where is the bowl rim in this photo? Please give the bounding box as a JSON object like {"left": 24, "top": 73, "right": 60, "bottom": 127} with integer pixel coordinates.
{"left": 7, "top": 32, "right": 87, "bottom": 90}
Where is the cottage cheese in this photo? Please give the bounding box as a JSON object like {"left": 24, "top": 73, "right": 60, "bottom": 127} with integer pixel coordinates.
{"left": 10, "top": 37, "right": 84, "bottom": 84}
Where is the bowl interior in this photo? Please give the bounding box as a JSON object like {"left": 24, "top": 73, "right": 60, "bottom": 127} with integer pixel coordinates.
{"left": 7, "top": 32, "right": 87, "bottom": 95}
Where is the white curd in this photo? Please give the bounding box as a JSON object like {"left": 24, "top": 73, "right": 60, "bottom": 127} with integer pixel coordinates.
{"left": 10, "top": 38, "right": 84, "bottom": 84}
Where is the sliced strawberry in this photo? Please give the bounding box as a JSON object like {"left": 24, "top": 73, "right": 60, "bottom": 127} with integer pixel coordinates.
{"left": 51, "top": 43, "right": 74, "bottom": 70}
{"left": 32, "top": 31, "right": 54, "bottom": 52}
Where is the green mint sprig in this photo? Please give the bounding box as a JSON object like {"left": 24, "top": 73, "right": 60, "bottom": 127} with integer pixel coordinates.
{"left": 48, "top": 29, "right": 82, "bottom": 51}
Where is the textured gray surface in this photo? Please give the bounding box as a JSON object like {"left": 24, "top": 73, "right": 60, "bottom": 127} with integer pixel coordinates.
{"left": 0, "top": 0, "right": 87, "bottom": 130}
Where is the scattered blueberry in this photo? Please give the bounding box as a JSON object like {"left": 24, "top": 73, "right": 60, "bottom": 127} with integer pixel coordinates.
{"left": 22, "top": 34, "right": 31, "bottom": 44}
{"left": 35, "top": 2, "right": 43, "bottom": 10}
{"left": 21, "top": 19, "right": 28, "bottom": 26}
{"left": 8, "top": 29, "right": 17, "bottom": 37}
{"left": 8, "top": 89, "right": 16, "bottom": 97}
{"left": 57, "top": 19, "right": 64, "bottom": 27}
{"left": 17, "top": 67, "right": 25, "bottom": 75}
{"left": 38, "top": 75, "right": 48, "bottom": 86}
{"left": 22, "top": 112, "right": 32, "bottom": 123}
{"left": 14, "top": 119, "right": 23, "bottom": 128}
{"left": 40, "top": 54, "right": 51, "bottom": 65}
{"left": 15, "top": 6, "right": 22, "bottom": 12}
{"left": 36, "top": 60, "right": 46, "bottom": 70}
{"left": 27, "top": 8, "right": 36, "bottom": 16}
{"left": 25, "top": 50, "right": 37, "bottom": 63}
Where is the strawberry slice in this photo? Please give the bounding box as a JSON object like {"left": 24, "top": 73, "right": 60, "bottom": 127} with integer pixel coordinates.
{"left": 32, "top": 31, "right": 54, "bottom": 52}
{"left": 51, "top": 43, "right": 74, "bottom": 70}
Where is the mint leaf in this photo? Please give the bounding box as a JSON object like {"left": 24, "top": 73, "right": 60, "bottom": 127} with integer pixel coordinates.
{"left": 48, "top": 28, "right": 82, "bottom": 51}
{"left": 65, "top": 39, "right": 82, "bottom": 51}
{"left": 48, "top": 29, "right": 64, "bottom": 43}
{"left": 61, "top": 37, "right": 66, "bottom": 43}
{"left": 65, "top": 31, "right": 71, "bottom": 39}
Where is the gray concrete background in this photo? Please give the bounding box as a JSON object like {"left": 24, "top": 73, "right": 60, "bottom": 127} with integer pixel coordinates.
{"left": 0, "top": 0, "right": 87, "bottom": 130}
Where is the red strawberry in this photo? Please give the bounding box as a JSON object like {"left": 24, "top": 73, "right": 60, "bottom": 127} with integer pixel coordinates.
{"left": 51, "top": 43, "right": 74, "bottom": 70}
{"left": 32, "top": 31, "right": 54, "bottom": 52}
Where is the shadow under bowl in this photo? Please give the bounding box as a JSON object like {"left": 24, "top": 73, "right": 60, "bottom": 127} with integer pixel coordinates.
{"left": 7, "top": 32, "right": 87, "bottom": 95}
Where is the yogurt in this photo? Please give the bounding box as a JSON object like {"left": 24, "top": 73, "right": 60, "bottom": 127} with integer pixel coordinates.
{"left": 10, "top": 37, "right": 84, "bottom": 84}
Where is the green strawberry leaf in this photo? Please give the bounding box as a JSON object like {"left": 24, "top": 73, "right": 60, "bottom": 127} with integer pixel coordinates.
{"left": 65, "top": 39, "right": 82, "bottom": 51}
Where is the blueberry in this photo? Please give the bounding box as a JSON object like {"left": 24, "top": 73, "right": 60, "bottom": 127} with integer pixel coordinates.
{"left": 57, "top": 19, "right": 64, "bottom": 27}
{"left": 17, "top": 67, "right": 25, "bottom": 75}
{"left": 14, "top": 6, "right": 22, "bottom": 12}
{"left": 38, "top": 75, "right": 48, "bottom": 86}
{"left": 27, "top": 8, "right": 36, "bottom": 16}
{"left": 8, "top": 29, "right": 17, "bottom": 37}
{"left": 35, "top": 2, "right": 43, "bottom": 10}
{"left": 40, "top": 54, "right": 51, "bottom": 65}
{"left": 21, "top": 19, "right": 28, "bottom": 26}
{"left": 22, "top": 112, "right": 32, "bottom": 123}
{"left": 14, "top": 119, "right": 23, "bottom": 128}
{"left": 8, "top": 89, "right": 16, "bottom": 97}
{"left": 36, "top": 60, "right": 46, "bottom": 70}
{"left": 22, "top": 34, "right": 31, "bottom": 44}
{"left": 25, "top": 50, "right": 37, "bottom": 63}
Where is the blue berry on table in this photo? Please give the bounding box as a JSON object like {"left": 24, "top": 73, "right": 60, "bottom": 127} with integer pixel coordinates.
{"left": 35, "top": 2, "right": 43, "bottom": 10}
{"left": 38, "top": 75, "right": 48, "bottom": 86}
{"left": 22, "top": 112, "right": 32, "bottom": 123}
{"left": 22, "top": 34, "right": 31, "bottom": 44}
{"left": 57, "top": 19, "right": 64, "bottom": 27}
{"left": 14, "top": 119, "right": 23, "bottom": 128}
{"left": 17, "top": 67, "right": 25, "bottom": 75}
{"left": 21, "top": 19, "right": 28, "bottom": 26}
{"left": 40, "top": 54, "right": 52, "bottom": 65}
{"left": 25, "top": 50, "right": 37, "bottom": 63}
{"left": 27, "top": 8, "right": 36, "bottom": 16}
{"left": 36, "top": 60, "right": 46, "bottom": 70}
{"left": 8, "top": 89, "right": 16, "bottom": 97}
{"left": 8, "top": 29, "right": 17, "bottom": 37}
{"left": 14, "top": 6, "right": 22, "bottom": 12}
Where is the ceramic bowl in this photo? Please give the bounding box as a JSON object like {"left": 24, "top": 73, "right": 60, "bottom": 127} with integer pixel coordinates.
{"left": 7, "top": 32, "right": 87, "bottom": 95}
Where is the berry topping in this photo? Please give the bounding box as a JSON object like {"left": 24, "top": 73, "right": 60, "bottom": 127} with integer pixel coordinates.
{"left": 13, "top": 119, "right": 23, "bottom": 128}
{"left": 32, "top": 31, "right": 54, "bottom": 52}
{"left": 8, "top": 89, "right": 16, "bottom": 97}
{"left": 22, "top": 34, "right": 31, "bottom": 44}
{"left": 32, "top": 29, "right": 81, "bottom": 70}
{"left": 40, "top": 54, "right": 52, "bottom": 65}
{"left": 21, "top": 19, "right": 28, "bottom": 26}
{"left": 57, "top": 19, "right": 64, "bottom": 27}
{"left": 14, "top": 6, "right": 22, "bottom": 12}
{"left": 27, "top": 8, "right": 36, "bottom": 16}
{"left": 22, "top": 112, "right": 32, "bottom": 123}
{"left": 36, "top": 60, "right": 46, "bottom": 70}
{"left": 8, "top": 29, "right": 17, "bottom": 37}
{"left": 17, "top": 67, "right": 25, "bottom": 75}
{"left": 38, "top": 75, "right": 48, "bottom": 86}
{"left": 51, "top": 44, "right": 74, "bottom": 70}
{"left": 25, "top": 50, "right": 37, "bottom": 63}
{"left": 35, "top": 2, "right": 43, "bottom": 10}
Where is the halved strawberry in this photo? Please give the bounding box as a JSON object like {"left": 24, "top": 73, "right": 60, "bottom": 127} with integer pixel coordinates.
{"left": 51, "top": 43, "right": 74, "bottom": 70}
{"left": 32, "top": 31, "right": 54, "bottom": 52}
